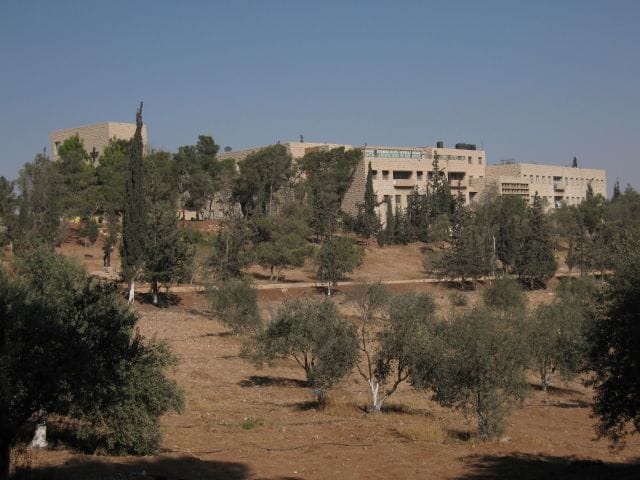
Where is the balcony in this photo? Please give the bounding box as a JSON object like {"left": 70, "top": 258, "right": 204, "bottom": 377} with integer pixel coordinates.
{"left": 554, "top": 181, "right": 566, "bottom": 191}
{"left": 393, "top": 179, "right": 417, "bottom": 188}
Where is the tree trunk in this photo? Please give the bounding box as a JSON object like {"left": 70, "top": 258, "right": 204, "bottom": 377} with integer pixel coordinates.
{"left": 128, "top": 279, "right": 135, "bottom": 305}
{"left": 477, "top": 409, "right": 488, "bottom": 441}
{"left": 152, "top": 279, "right": 159, "bottom": 306}
{"left": 30, "top": 423, "right": 47, "bottom": 449}
{"left": 368, "top": 379, "right": 384, "bottom": 412}
{"left": 0, "top": 437, "right": 10, "bottom": 480}
{"left": 540, "top": 366, "right": 549, "bottom": 392}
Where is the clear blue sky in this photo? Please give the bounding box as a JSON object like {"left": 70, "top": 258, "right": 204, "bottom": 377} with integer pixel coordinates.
{"left": 1, "top": 0, "right": 638, "bottom": 195}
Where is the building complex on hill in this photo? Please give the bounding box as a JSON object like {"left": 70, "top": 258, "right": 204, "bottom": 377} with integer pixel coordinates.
{"left": 220, "top": 140, "right": 607, "bottom": 217}
{"left": 50, "top": 122, "right": 148, "bottom": 161}
{"left": 49, "top": 122, "right": 606, "bottom": 218}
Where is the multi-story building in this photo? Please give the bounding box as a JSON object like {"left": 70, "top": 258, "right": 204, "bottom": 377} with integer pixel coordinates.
{"left": 50, "top": 122, "right": 148, "bottom": 161}
{"left": 484, "top": 161, "right": 607, "bottom": 208}
{"left": 342, "top": 143, "right": 487, "bottom": 217}
{"left": 218, "top": 140, "right": 607, "bottom": 217}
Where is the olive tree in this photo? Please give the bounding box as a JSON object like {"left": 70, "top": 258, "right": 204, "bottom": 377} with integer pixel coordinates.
{"left": 244, "top": 298, "right": 358, "bottom": 406}
{"left": 209, "top": 278, "right": 262, "bottom": 335}
{"left": 413, "top": 306, "right": 528, "bottom": 440}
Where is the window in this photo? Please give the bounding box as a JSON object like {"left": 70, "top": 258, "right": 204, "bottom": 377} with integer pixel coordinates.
{"left": 416, "top": 171, "right": 423, "bottom": 180}
{"left": 392, "top": 170, "right": 412, "bottom": 180}
{"left": 478, "top": 157, "right": 483, "bottom": 165}
{"left": 54, "top": 141, "right": 61, "bottom": 155}
{"left": 372, "top": 170, "right": 378, "bottom": 180}
{"left": 383, "top": 195, "right": 390, "bottom": 203}
{"left": 395, "top": 195, "right": 401, "bottom": 205}
{"left": 468, "top": 156, "right": 472, "bottom": 164}
{"left": 382, "top": 170, "right": 389, "bottom": 180}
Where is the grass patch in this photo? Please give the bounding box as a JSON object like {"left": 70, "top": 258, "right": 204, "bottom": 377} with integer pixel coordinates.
{"left": 396, "top": 420, "right": 447, "bottom": 443}
{"left": 240, "top": 417, "right": 262, "bottom": 430}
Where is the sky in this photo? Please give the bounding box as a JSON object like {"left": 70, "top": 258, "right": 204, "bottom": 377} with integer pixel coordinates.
{"left": 1, "top": 0, "right": 638, "bottom": 195}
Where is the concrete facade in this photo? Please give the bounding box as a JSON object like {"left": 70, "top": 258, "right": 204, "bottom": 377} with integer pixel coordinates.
{"left": 50, "top": 122, "right": 148, "bottom": 161}
{"left": 484, "top": 162, "right": 607, "bottom": 208}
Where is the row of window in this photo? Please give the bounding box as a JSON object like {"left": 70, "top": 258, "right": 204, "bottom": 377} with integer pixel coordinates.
{"left": 526, "top": 174, "right": 603, "bottom": 187}
{"left": 364, "top": 148, "right": 483, "bottom": 164}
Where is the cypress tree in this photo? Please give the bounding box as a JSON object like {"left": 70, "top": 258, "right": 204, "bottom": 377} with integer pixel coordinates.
{"left": 362, "top": 162, "right": 379, "bottom": 237}
{"left": 122, "top": 102, "right": 147, "bottom": 304}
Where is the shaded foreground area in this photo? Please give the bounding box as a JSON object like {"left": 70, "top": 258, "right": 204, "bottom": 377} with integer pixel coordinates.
{"left": 16, "top": 290, "right": 640, "bottom": 480}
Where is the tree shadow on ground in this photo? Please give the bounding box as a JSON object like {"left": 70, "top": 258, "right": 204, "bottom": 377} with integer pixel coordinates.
{"left": 13, "top": 454, "right": 251, "bottom": 480}
{"left": 239, "top": 375, "right": 308, "bottom": 388}
{"left": 139, "top": 292, "right": 182, "bottom": 308}
{"left": 249, "top": 272, "right": 305, "bottom": 284}
{"left": 455, "top": 453, "right": 640, "bottom": 480}
{"left": 12, "top": 453, "right": 307, "bottom": 480}
{"left": 528, "top": 383, "right": 584, "bottom": 397}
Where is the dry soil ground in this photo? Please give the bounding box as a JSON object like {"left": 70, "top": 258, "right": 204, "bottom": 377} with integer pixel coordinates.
{"left": 10, "top": 228, "right": 640, "bottom": 479}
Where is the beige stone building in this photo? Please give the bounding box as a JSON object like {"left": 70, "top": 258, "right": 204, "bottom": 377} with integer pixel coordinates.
{"left": 218, "top": 140, "right": 607, "bottom": 217}
{"left": 484, "top": 161, "right": 607, "bottom": 208}
{"left": 50, "top": 122, "right": 148, "bottom": 161}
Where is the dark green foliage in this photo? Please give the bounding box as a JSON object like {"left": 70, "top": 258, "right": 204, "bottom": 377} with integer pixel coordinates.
{"left": 173, "top": 135, "right": 225, "bottom": 220}
{"left": 495, "top": 195, "right": 528, "bottom": 271}
{"left": 589, "top": 227, "right": 640, "bottom": 447}
{"left": 428, "top": 153, "right": 454, "bottom": 218}
{"left": 253, "top": 204, "right": 313, "bottom": 280}
{"left": 245, "top": 298, "right": 358, "bottom": 390}
{"left": 405, "top": 188, "right": 429, "bottom": 242}
{"left": 393, "top": 204, "right": 411, "bottom": 244}
{"left": 516, "top": 194, "right": 557, "bottom": 288}
{"left": 96, "top": 138, "right": 130, "bottom": 215}
{"left": 209, "top": 278, "right": 261, "bottom": 335}
{"left": 209, "top": 216, "right": 254, "bottom": 280}
{"left": 580, "top": 182, "right": 606, "bottom": 234}
{"left": 56, "top": 134, "right": 99, "bottom": 219}
{"left": 82, "top": 217, "right": 99, "bottom": 245}
{"left": 233, "top": 144, "right": 293, "bottom": 217}
{"left": 0, "top": 249, "right": 183, "bottom": 477}
{"left": 317, "top": 236, "right": 364, "bottom": 294}
{"left": 299, "top": 147, "right": 362, "bottom": 239}
{"left": 0, "top": 177, "right": 16, "bottom": 245}
{"left": 612, "top": 179, "right": 621, "bottom": 201}
{"left": 413, "top": 306, "right": 528, "bottom": 440}
{"left": 354, "top": 163, "right": 380, "bottom": 238}
{"left": 528, "top": 277, "right": 596, "bottom": 392}
{"left": 144, "top": 153, "right": 195, "bottom": 305}
{"left": 15, "top": 153, "right": 65, "bottom": 247}
{"left": 483, "top": 277, "right": 527, "bottom": 314}
{"left": 121, "top": 103, "right": 148, "bottom": 285}
{"left": 436, "top": 200, "right": 491, "bottom": 288}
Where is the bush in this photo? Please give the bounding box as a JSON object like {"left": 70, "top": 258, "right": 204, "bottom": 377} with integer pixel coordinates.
{"left": 449, "top": 292, "right": 468, "bottom": 307}
{"left": 209, "top": 278, "right": 261, "bottom": 335}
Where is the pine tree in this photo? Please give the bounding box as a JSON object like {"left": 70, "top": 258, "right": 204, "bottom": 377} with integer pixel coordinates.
{"left": 612, "top": 179, "right": 621, "bottom": 201}
{"left": 516, "top": 193, "right": 557, "bottom": 288}
{"left": 406, "top": 187, "right": 429, "bottom": 242}
{"left": 121, "top": 102, "right": 147, "bottom": 304}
